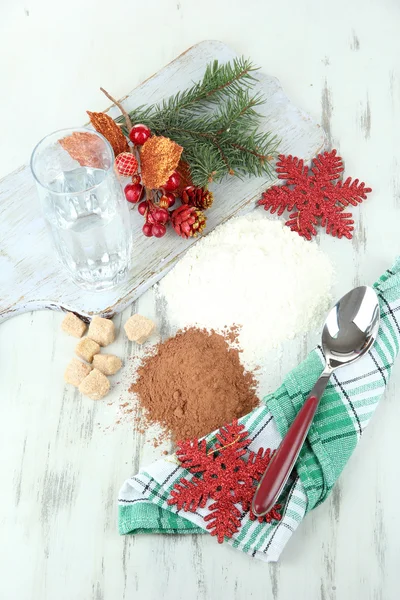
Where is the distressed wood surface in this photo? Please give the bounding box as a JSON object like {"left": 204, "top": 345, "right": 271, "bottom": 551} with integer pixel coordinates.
{"left": 0, "top": 40, "right": 324, "bottom": 323}
{"left": 1, "top": 2, "right": 400, "bottom": 599}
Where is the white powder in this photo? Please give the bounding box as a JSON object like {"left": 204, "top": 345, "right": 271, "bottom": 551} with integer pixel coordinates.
{"left": 158, "top": 213, "right": 333, "bottom": 371}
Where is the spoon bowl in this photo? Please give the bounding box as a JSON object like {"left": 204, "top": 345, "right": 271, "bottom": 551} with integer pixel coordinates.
{"left": 323, "top": 286, "right": 380, "bottom": 369}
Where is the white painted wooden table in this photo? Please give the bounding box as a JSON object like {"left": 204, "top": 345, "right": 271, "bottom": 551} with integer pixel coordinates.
{"left": 1, "top": 2, "right": 400, "bottom": 599}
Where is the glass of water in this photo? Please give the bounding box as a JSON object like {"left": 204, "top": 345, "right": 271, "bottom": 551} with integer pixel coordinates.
{"left": 30, "top": 127, "right": 132, "bottom": 291}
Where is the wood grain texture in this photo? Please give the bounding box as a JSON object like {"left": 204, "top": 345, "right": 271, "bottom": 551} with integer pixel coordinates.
{"left": 1, "top": 1, "right": 400, "bottom": 599}
{"left": 0, "top": 40, "right": 324, "bottom": 324}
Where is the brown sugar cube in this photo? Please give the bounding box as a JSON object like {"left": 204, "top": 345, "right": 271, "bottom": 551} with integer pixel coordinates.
{"left": 75, "top": 337, "right": 100, "bottom": 363}
{"left": 78, "top": 368, "right": 110, "bottom": 400}
{"left": 92, "top": 354, "right": 123, "bottom": 376}
{"left": 64, "top": 358, "right": 92, "bottom": 387}
{"left": 88, "top": 316, "right": 115, "bottom": 347}
{"left": 61, "top": 312, "right": 87, "bottom": 338}
{"left": 124, "top": 314, "right": 155, "bottom": 344}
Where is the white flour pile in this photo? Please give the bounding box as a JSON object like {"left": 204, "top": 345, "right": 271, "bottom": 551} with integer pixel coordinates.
{"left": 158, "top": 213, "right": 334, "bottom": 371}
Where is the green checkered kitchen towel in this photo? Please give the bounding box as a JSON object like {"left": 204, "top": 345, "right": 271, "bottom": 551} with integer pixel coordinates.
{"left": 118, "top": 259, "right": 400, "bottom": 562}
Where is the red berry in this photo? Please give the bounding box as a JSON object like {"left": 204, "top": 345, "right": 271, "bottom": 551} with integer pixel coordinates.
{"left": 131, "top": 174, "right": 141, "bottom": 185}
{"left": 159, "top": 194, "right": 175, "bottom": 209}
{"left": 115, "top": 152, "right": 138, "bottom": 177}
{"left": 163, "top": 171, "right": 181, "bottom": 192}
{"left": 153, "top": 208, "right": 170, "bottom": 224}
{"left": 129, "top": 124, "right": 151, "bottom": 146}
{"left": 124, "top": 183, "right": 143, "bottom": 203}
{"left": 142, "top": 223, "right": 153, "bottom": 237}
{"left": 146, "top": 210, "right": 156, "bottom": 225}
{"left": 138, "top": 201, "right": 148, "bottom": 216}
{"left": 152, "top": 223, "right": 167, "bottom": 238}
{"left": 164, "top": 192, "right": 176, "bottom": 208}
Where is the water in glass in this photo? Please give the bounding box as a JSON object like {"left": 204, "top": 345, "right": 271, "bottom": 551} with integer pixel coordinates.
{"left": 31, "top": 128, "right": 132, "bottom": 291}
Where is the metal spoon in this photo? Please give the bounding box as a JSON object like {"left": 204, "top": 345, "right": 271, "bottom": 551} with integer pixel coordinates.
{"left": 252, "top": 285, "right": 380, "bottom": 517}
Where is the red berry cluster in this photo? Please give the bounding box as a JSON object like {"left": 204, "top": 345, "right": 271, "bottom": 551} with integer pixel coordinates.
{"left": 113, "top": 125, "right": 151, "bottom": 209}
{"left": 138, "top": 172, "right": 181, "bottom": 238}
{"left": 114, "top": 123, "right": 209, "bottom": 240}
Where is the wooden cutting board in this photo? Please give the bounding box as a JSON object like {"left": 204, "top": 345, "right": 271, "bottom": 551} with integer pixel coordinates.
{"left": 0, "top": 40, "right": 325, "bottom": 324}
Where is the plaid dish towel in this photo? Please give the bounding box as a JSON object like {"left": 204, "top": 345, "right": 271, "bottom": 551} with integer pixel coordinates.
{"left": 118, "top": 260, "right": 400, "bottom": 562}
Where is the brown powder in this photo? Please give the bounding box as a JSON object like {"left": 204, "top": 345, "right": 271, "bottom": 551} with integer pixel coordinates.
{"left": 129, "top": 327, "right": 259, "bottom": 441}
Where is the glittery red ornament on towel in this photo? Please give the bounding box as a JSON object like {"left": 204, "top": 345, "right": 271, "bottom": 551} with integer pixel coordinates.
{"left": 259, "top": 150, "right": 372, "bottom": 240}
{"left": 167, "top": 420, "right": 282, "bottom": 543}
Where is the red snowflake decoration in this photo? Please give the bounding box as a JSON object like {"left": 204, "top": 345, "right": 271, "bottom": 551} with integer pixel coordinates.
{"left": 167, "top": 420, "right": 282, "bottom": 543}
{"left": 259, "top": 149, "right": 372, "bottom": 240}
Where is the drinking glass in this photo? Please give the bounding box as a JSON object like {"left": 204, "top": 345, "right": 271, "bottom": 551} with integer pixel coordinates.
{"left": 30, "top": 128, "right": 132, "bottom": 291}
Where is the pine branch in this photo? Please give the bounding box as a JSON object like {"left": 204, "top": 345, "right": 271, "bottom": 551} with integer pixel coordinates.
{"left": 113, "top": 57, "right": 280, "bottom": 187}
{"left": 213, "top": 90, "right": 264, "bottom": 134}
{"left": 157, "top": 57, "right": 259, "bottom": 115}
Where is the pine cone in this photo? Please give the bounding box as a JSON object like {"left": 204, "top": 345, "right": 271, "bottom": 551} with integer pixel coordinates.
{"left": 181, "top": 186, "right": 214, "bottom": 210}
{"left": 171, "top": 205, "right": 207, "bottom": 239}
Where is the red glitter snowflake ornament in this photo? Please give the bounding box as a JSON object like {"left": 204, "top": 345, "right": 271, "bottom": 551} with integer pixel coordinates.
{"left": 259, "top": 150, "right": 372, "bottom": 240}
{"left": 167, "top": 420, "right": 282, "bottom": 544}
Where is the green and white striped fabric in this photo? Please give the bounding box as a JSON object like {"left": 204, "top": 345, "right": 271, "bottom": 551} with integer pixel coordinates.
{"left": 118, "top": 260, "right": 400, "bottom": 562}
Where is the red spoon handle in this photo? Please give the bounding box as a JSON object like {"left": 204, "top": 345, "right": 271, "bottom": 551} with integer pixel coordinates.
{"left": 252, "top": 395, "right": 320, "bottom": 516}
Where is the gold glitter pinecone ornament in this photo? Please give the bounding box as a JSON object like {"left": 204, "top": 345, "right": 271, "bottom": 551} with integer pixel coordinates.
{"left": 171, "top": 205, "right": 207, "bottom": 239}
{"left": 181, "top": 185, "right": 214, "bottom": 210}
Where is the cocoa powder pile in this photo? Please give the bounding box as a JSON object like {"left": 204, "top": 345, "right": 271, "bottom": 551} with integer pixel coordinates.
{"left": 129, "top": 327, "right": 259, "bottom": 441}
